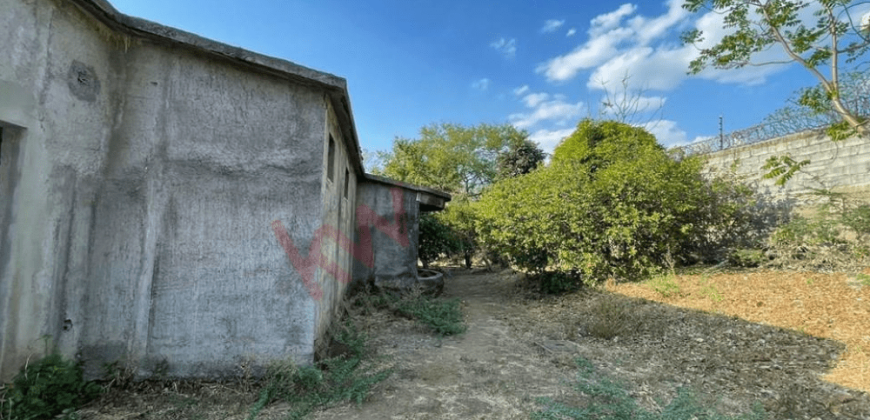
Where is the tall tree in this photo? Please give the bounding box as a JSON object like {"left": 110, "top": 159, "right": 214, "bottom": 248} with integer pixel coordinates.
{"left": 376, "top": 122, "right": 532, "bottom": 198}
{"left": 682, "top": 0, "right": 869, "bottom": 139}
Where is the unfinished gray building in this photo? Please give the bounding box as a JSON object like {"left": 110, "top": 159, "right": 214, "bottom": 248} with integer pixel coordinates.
{"left": 0, "top": 0, "right": 448, "bottom": 380}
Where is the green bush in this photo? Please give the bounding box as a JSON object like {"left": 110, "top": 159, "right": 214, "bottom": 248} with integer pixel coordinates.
{"left": 476, "top": 119, "right": 754, "bottom": 287}
{"left": 0, "top": 353, "right": 102, "bottom": 420}
{"left": 418, "top": 212, "right": 461, "bottom": 268}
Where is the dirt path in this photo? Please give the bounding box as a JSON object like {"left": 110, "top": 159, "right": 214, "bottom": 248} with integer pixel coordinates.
{"left": 306, "top": 271, "right": 572, "bottom": 420}
{"left": 83, "top": 268, "right": 870, "bottom": 419}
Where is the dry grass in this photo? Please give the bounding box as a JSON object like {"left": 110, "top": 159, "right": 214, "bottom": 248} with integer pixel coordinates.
{"left": 608, "top": 267, "right": 870, "bottom": 393}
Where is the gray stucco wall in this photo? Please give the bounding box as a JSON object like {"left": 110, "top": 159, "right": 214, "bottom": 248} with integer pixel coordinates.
{"left": 351, "top": 183, "right": 420, "bottom": 292}
{"left": 703, "top": 130, "right": 870, "bottom": 207}
{"left": 0, "top": 0, "right": 345, "bottom": 379}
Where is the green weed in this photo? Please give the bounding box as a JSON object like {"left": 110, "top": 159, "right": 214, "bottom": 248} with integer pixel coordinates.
{"left": 354, "top": 290, "right": 467, "bottom": 336}
{"left": 646, "top": 274, "right": 683, "bottom": 298}
{"left": 532, "top": 357, "right": 767, "bottom": 419}
{"left": 247, "top": 323, "right": 390, "bottom": 420}
{"left": 858, "top": 273, "right": 870, "bottom": 286}
{"left": 0, "top": 353, "right": 102, "bottom": 420}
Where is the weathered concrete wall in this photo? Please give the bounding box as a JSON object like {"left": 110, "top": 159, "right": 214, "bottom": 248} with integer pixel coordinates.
{"left": 703, "top": 130, "right": 870, "bottom": 207}
{"left": 313, "top": 101, "right": 357, "bottom": 353}
{"left": 0, "top": 0, "right": 357, "bottom": 379}
{"left": 351, "top": 183, "right": 420, "bottom": 292}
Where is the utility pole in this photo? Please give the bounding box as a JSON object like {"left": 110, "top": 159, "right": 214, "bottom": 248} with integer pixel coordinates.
{"left": 718, "top": 115, "right": 724, "bottom": 151}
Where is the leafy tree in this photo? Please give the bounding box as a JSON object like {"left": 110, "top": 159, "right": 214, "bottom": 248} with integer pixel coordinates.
{"left": 418, "top": 213, "right": 461, "bottom": 269}
{"left": 682, "top": 0, "right": 869, "bottom": 139}
{"left": 376, "top": 122, "right": 532, "bottom": 198}
{"left": 496, "top": 139, "right": 545, "bottom": 179}
{"left": 376, "top": 123, "right": 541, "bottom": 267}
{"left": 476, "top": 119, "right": 755, "bottom": 288}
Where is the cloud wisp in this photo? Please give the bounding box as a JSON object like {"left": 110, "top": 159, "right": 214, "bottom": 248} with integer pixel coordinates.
{"left": 490, "top": 37, "right": 517, "bottom": 58}
{"left": 541, "top": 19, "right": 565, "bottom": 33}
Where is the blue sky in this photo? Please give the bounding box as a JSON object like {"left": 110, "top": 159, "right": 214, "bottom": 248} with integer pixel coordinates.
{"left": 109, "top": 0, "right": 868, "bottom": 157}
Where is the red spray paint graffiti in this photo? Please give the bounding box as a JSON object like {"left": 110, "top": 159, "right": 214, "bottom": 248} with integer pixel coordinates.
{"left": 272, "top": 187, "right": 409, "bottom": 300}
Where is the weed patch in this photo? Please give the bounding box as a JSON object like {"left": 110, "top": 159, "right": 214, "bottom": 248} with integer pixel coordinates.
{"left": 646, "top": 274, "right": 683, "bottom": 298}
{"left": 247, "top": 323, "right": 390, "bottom": 420}
{"left": 532, "top": 357, "right": 767, "bottom": 419}
{"left": 353, "top": 289, "right": 466, "bottom": 336}
{"left": 0, "top": 353, "right": 102, "bottom": 420}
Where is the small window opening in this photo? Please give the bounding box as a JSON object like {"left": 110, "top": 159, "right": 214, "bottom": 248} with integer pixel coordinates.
{"left": 343, "top": 168, "right": 349, "bottom": 199}
{"left": 327, "top": 135, "right": 335, "bottom": 182}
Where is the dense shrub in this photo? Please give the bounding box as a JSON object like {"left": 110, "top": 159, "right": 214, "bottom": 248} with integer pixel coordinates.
{"left": 476, "top": 119, "right": 755, "bottom": 286}
{"left": 1, "top": 353, "right": 101, "bottom": 420}
{"left": 418, "top": 213, "right": 460, "bottom": 268}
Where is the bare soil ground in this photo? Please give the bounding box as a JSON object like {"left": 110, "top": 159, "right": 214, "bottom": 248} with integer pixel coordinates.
{"left": 80, "top": 267, "right": 870, "bottom": 419}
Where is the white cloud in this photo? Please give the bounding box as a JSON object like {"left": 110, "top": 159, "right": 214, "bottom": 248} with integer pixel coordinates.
{"left": 566, "top": 28, "right": 577, "bottom": 37}
{"left": 537, "top": 27, "right": 633, "bottom": 81}
{"left": 509, "top": 94, "right": 585, "bottom": 130}
{"left": 589, "top": 3, "right": 637, "bottom": 36}
{"left": 522, "top": 92, "right": 550, "bottom": 108}
{"left": 541, "top": 19, "right": 565, "bottom": 33}
{"left": 490, "top": 37, "right": 517, "bottom": 58}
{"left": 641, "top": 120, "right": 688, "bottom": 147}
{"left": 528, "top": 128, "right": 576, "bottom": 155}
{"left": 472, "top": 78, "right": 490, "bottom": 91}
{"left": 513, "top": 85, "right": 530, "bottom": 96}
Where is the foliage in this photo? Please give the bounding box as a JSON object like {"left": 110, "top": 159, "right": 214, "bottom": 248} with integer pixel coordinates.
{"left": 353, "top": 289, "right": 467, "bottom": 337}
{"left": 496, "top": 138, "right": 546, "bottom": 179}
{"left": 727, "top": 248, "right": 767, "bottom": 268}
{"left": 375, "top": 122, "right": 532, "bottom": 198}
{"left": 435, "top": 199, "right": 480, "bottom": 268}
{"left": 247, "top": 323, "right": 391, "bottom": 420}
{"left": 761, "top": 155, "right": 811, "bottom": 187}
{"left": 476, "top": 119, "right": 756, "bottom": 286}
{"left": 0, "top": 353, "right": 102, "bottom": 420}
{"left": 766, "top": 191, "right": 870, "bottom": 271}
{"left": 682, "top": 0, "right": 869, "bottom": 139}
{"left": 646, "top": 274, "right": 685, "bottom": 299}
{"left": 418, "top": 213, "right": 461, "bottom": 268}
{"left": 394, "top": 296, "right": 467, "bottom": 336}
{"left": 532, "top": 357, "right": 767, "bottom": 420}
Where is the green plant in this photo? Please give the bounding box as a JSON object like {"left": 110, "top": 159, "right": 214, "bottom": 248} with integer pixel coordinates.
{"left": 394, "top": 295, "right": 467, "bottom": 336}
{"left": 353, "top": 288, "right": 467, "bottom": 336}
{"left": 727, "top": 248, "right": 766, "bottom": 268}
{"left": 699, "top": 277, "right": 724, "bottom": 302}
{"left": 647, "top": 274, "right": 683, "bottom": 298}
{"left": 858, "top": 273, "right": 870, "bottom": 286}
{"left": 476, "top": 119, "right": 757, "bottom": 288}
{"left": 247, "top": 323, "right": 390, "bottom": 420}
{"left": 0, "top": 353, "right": 102, "bottom": 420}
{"left": 532, "top": 357, "right": 767, "bottom": 419}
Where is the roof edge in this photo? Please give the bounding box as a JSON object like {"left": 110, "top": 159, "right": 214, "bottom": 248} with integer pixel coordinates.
{"left": 362, "top": 173, "right": 452, "bottom": 201}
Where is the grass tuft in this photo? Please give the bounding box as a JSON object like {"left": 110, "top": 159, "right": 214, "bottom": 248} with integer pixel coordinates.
{"left": 247, "top": 323, "right": 391, "bottom": 420}
{"left": 532, "top": 357, "right": 768, "bottom": 420}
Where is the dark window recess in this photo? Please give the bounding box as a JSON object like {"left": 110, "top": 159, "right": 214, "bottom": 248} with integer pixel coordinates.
{"left": 344, "top": 168, "right": 349, "bottom": 199}
{"left": 327, "top": 135, "right": 336, "bottom": 182}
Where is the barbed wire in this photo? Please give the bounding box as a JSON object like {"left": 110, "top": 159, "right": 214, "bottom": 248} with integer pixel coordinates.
{"left": 670, "top": 73, "right": 869, "bottom": 158}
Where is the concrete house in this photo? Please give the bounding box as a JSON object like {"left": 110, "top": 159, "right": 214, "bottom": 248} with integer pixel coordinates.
{"left": 0, "top": 0, "right": 448, "bottom": 380}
